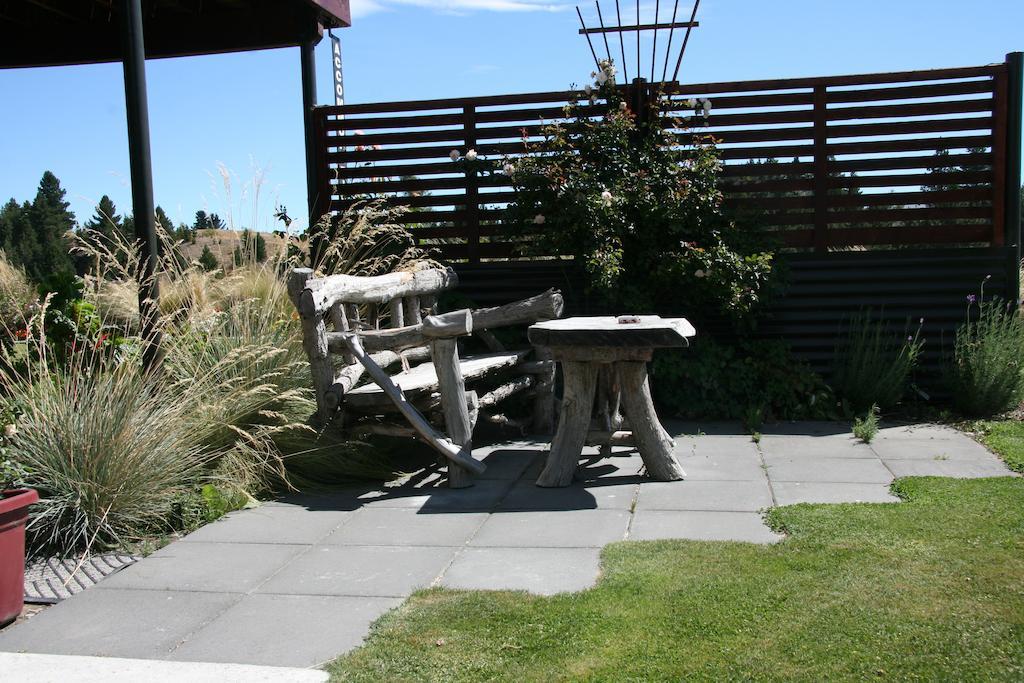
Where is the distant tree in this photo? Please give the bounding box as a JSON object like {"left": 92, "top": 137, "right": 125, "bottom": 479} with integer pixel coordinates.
{"left": 193, "top": 210, "right": 210, "bottom": 232}
{"left": 198, "top": 245, "right": 219, "bottom": 272}
{"left": 235, "top": 229, "right": 268, "bottom": 265}
{"left": 154, "top": 206, "right": 174, "bottom": 235}
{"left": 254, "top": 231, "right": 267, "bottom": 262}
{"left": 0, "top": 199, "right": 27, "bottom": 256}
{"left": 24, "top": 171, "right": 75, "bottom": 284}
{"left": 75, "top": 195, "right": 123, "bottom": 275}
{"left": 209, "top": 213, "right": 225, "bottom": 230}
{"left": 232, "top": 244, "right": 243, "bottom": 267}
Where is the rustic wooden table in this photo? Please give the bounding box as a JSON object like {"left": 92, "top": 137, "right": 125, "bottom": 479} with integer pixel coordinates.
{"left": 528, "top": 315, "right": 696, "bottom": 488}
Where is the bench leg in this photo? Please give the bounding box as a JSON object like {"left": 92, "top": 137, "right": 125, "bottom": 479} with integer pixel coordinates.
{"left": 433, "top": 338, "right": 475, "bottom": 488}
{"left": 537, "top": 361, "right": 599, "bottom": 487}
{"left": 617, "top": 361, "right": 685, "bottom": 481}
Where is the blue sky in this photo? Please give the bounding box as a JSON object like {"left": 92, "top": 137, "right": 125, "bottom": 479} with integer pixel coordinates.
{"left": 0, "top": 0, "right": 1021, "bottom": 232}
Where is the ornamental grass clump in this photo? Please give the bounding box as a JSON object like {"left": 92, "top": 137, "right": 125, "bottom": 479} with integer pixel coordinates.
{"left": 833, "top": 310, "right": 924, "bottom": 413}
{"left": 947, "top": 287, "right": 1024, "bottom": 417}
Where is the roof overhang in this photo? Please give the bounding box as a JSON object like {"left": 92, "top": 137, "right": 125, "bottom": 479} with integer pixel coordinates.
{"left": 0, "top": 0, "right": 352, "bottom": 69}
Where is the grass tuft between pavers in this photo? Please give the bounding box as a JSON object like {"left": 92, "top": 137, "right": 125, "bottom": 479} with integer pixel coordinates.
{"left": 325, "top": 477, "right": 1024, "bottom": 682}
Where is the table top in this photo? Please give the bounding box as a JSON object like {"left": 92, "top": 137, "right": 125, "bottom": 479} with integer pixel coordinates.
{"left": 528, "top": 315, "right": 696, "bottom": 349}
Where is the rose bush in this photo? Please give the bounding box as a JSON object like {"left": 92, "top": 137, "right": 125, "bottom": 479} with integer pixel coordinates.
{"left": 504, "top": 60, "right": 776, "bottom": 324}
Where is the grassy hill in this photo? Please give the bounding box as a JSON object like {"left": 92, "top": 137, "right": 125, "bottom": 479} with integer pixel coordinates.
{"left": 178, "top": 229, "right": 290, "bottom": 269}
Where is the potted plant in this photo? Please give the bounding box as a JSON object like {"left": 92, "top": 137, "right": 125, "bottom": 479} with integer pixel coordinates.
{"left": 1, "top": 448, "right": 35, "bottom": 627}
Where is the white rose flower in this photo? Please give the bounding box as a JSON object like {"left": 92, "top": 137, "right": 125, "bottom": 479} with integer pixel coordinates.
{"left": 584, "top": 84, "right": 593, "bottom": 95}
{"left": 465, "top": 149, "right": 478, "bottom": 162}
{"left": 449, "top": 150, "right": 460, "bottom": 162}
{"left": 533, "top": 214, "right": 546, "bottom": 225}
{"left": 503, "top": 163, "right": 515, "bottom": 175}
{"left": 685, "top": 98, "right": 697, "bottom": 108}
{"left": 694, "top": 269, "right": 706, "bottom": 278}
{"left": 601, "top": 189, "right": 613, "bottom": 207}
{"left": 619, "top": 101, "right": 628, "bottom": 111}
{"left": 596, "top": 70, "right": 608, "bottom": 85}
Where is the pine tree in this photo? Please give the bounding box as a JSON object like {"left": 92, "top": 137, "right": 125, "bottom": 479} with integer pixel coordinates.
{"left": 0, "top": 199, "right": 24, "bottom": 255}
{"left": 25, "top": 171, "right": 75, "bottom": 283}
{"left": 75, "top": 195, "right": 122, "bottom": 275}
{"left": 193, "top": 210, "right": 210, "bottom": 232}
{"left": 209, "top": 213, "right": 225, "bottom": 230}
{"left": 198, "top": 245, "right": 219, "bottom": 272}
{"left": 255, "top": 231, "right": 267, "bottom": 262}
{"left": 154, "top": 206, "right": 174, "bottom": 236}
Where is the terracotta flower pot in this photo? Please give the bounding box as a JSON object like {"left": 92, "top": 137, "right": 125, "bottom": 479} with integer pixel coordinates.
{"left": 0, "top": 488, "right": 37, "bottom": 627}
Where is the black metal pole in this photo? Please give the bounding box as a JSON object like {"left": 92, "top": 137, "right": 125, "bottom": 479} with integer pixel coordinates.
{"left": 301, "top": 21, "right": 321, "bottom": 224}
{"left": 119, "top": 0, "right": 162, "bottom": 372}
{"left": 1005, "top": 51, "right": 1023, "bottom": 304}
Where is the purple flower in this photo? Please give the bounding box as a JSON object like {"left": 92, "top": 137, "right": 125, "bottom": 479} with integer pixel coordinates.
{"left": 966, "top": 294, "right": 977, "bottom": 304}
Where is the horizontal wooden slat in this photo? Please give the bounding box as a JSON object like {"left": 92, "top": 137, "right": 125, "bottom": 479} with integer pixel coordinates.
{"left": 826, "top": 78, "right": 994, "bottom": 104}
{"left": 828, "top": 152, "right": 991, "bottom": 173}
{"left": 824, "top": 97, "right": 992, "bottom": 122}
{"left": 826, "top": 170, "right": 991, "bottom": 188}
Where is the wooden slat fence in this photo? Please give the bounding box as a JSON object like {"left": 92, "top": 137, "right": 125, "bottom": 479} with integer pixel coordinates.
{"left": 313, "top": 56, "right": 1020, "bottom": 264}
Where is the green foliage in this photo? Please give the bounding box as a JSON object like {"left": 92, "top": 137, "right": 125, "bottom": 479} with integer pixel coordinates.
{"left": 0, "top": 173, "right": 76, "bottom": 286}
{"left": 234, "top": 230, "right": 268, "bottom": 266}
{"left": 971, "top": 419, "right": 1024, "bottom": 473}
{"left": 947, "top": 294, "right": 1024, "bottom": 417}
{"left": 833, "top": 310, "right": 924, "bottom": 413}
{"left": 505, "top": 62, "right": 775, "bottom": 323}
{"left": 652, "top": 338, "right": 834, "bottom": 421}
{"left": 198, "top": 245, "right": 219, "bottom": 272}
{"left": 329, "top": 477, "right": 1024, "bottom": 682}
{"left": 852, "top": 404, "right": 880, "bottom": 443}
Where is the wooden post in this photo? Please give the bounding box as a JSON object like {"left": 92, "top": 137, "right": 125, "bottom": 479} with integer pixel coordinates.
{"left": 464, "top": 105, "right": 480, "bottom": 264}
{"left": 536, "top": 361, "right": 599, "bottom": 487}
{"left": 812, "top": 84, "right": 829, "bottom": 253}
{"left": 301, "top": 20, "right": 322, "bottom": 223}
{"left": 288, "top": 269, "right": 335, "bottom": 420}
{"left": 432, "top": 337, "right": 475, "bottom": 488}
{"left": 1004, "top": 52, "right": 1023, "bottom": 304}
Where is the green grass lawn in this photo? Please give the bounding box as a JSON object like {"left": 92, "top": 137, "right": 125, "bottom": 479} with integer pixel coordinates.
{"left": 976, "top": 420, "right": 1024, "bottom": 473}
{"left": 327, "top": 477, "right": 1024, "bottom": 682}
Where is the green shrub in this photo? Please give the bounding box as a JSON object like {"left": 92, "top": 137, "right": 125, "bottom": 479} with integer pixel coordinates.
{"left": 948, "top": 298, "right": 1024, "bottom": 417}
{"left": 852, "top": 405, "right": 880, "bottom": 443}
{"left": 652, "top": 338, "right": 834, "bottom": 421}
{"left": 833, "top": 310, "right": 923, "bottom": 413}
{"left": 505, "top": 61, "right": 776, "bottom": 322}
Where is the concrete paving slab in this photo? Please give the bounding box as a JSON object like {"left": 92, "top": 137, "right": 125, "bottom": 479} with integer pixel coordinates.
{"left": 663, "top": 420, "right": 747, "bottom": 437}
{"left": 358, "top": 479, "right": 515, "bottom": 512}
{"left": 0, "top": 589, "right": 239, "bottom": 659}
{"left": 256, "top": 545, "right": 455, "bottom": 598}
{"left": 883, "top": 458, "right": 1015, "bottom": 479}
{"left": 170, "top": 594, "right": 401, "bottom": 667}
{"left": 870, "top": 438, "right": 999, "bottom": 461}
{"left": 761, "top": 421, "right": 851, "bottom": 437}
{"left": 0, "top": 652, "right": 328, "bottom": 683}
{"left": 875, "top": 424, "right": 968, "bottom": 440}
{"left": 576, "top": 455, "right": 646, "bottom": 480}
{"left": 498, "top": 480, "right": 639, "bottom": 511}
{"left": 441, "top": 547, "right": 601, "bottom": 595}
{"left": 772, "top": 482, "right": 901, "bottom": 506}
{"left": 764, "top": 456, "right": 893, "bottom": 483}
{"left": 470, "top": 509, "right": 631, "bottom": 548}
{"left": 629, "top": 510, "right": 782, "bottom": 544}
{"left": 95, "top": 542, "right": 305, "bottom": 594}
{"left": 323, "top": 508, "right": 487, "bottom": 547}
{"left": 675, "top": 453, "right": 767, "bottom": 481}
{"left": 758, "top": 434, "right": 876, "bottom": 459}
{"left": 179, "top": 506, "right": 354, "bottom": 545}
{"left": 635, "top": 480, "right": 774, "bottom": 512}
{"left": 692, "top": 437, "right": 761, "bottom": 458}
{"left": 475, "top": 448, "right": 544, "bottom": 480}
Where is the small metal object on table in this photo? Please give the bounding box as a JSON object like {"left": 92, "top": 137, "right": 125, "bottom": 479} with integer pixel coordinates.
{"left": 528, "top": 315, "right": 696, "bottom": 487}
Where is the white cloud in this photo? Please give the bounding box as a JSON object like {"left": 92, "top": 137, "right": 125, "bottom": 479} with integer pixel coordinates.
{"left": 350, "top": 0, "right": 569, "bottom": 18}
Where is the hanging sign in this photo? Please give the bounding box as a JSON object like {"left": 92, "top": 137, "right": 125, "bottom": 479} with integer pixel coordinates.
{"left": 331, "top": 33, "right": 345, "bottom": 110}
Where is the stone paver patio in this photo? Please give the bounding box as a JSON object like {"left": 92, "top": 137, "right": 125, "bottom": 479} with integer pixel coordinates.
{"left": 0, "top": 421, "right": 1015, "bottom": 669}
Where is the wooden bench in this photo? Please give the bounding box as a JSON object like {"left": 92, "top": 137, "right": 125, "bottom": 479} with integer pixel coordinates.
{"left": 287, "top": 266, "right": 564, "bottom": 487}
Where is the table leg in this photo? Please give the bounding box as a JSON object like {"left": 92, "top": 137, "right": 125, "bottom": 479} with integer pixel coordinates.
{"left": 537, "top": 361, "right": 599, "bottom": 487}
{"left": 617, "top": 361, "right": 686, "bottom": 481}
